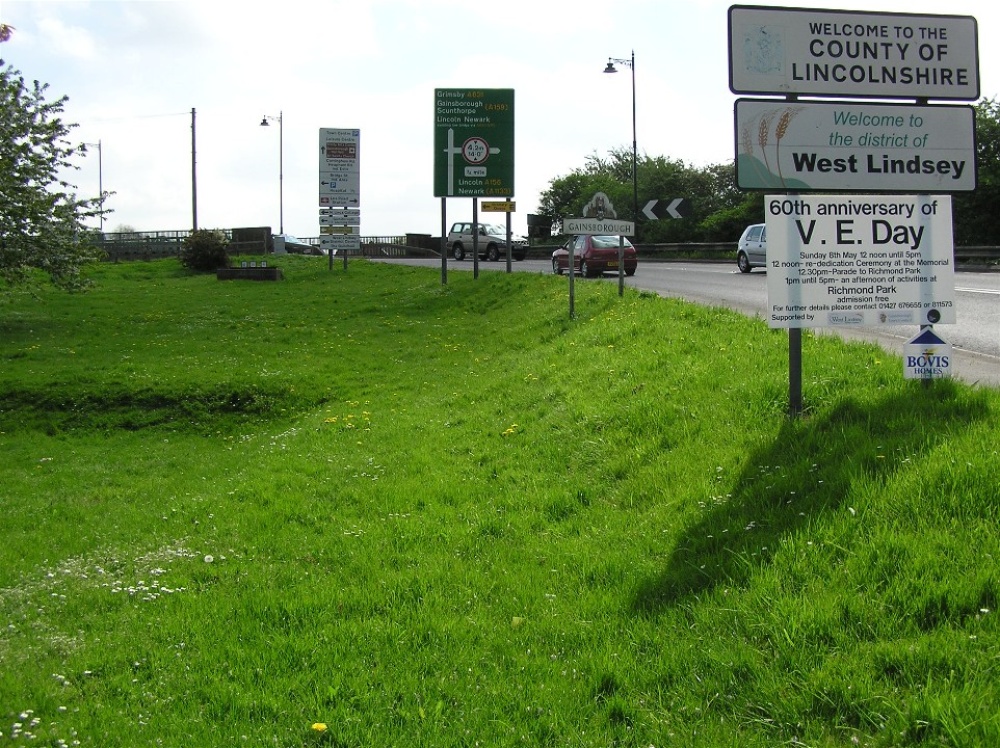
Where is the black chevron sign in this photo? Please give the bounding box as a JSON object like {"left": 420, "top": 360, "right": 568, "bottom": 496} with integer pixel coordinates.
{"left": 642, "top": 198, "right": 690, "bottom": 220}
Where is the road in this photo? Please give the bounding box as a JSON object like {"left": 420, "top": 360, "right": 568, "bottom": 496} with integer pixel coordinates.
{"left": 375, "top": 257, "right": 1000, "bottom": 389}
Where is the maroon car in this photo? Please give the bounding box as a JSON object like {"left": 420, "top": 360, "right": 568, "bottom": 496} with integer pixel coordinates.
{"left": 551, "top": 235, "right": 637, "bottom": 277}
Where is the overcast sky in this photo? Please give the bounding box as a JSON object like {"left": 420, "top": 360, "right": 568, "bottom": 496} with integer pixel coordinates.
{"left": 2, "top": 0, "right": 998, "bottom": 240}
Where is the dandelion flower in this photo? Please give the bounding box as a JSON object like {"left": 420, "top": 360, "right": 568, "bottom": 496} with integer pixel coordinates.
{"left": 311, "top": 722, "right": 328, "bottom": 733}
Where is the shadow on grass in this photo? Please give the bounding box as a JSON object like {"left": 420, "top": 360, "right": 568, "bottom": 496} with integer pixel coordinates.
{"left": 633, "top": 381, "right": 992, "bottom": 612}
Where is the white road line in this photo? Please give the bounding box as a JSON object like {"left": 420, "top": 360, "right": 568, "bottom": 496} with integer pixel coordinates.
{"left": 956, "top": 287, "right": 1000, "bottom": 295}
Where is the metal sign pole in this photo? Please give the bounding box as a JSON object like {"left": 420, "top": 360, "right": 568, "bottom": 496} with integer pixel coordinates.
{"left": 618, "top": 236, "right": 625, "bottom": 296}
{"left": 472, "top": 200, "right": 480, "bottom": 280}
{"left": 789, "top": 328, "right": 803, "bottom": 415}
{"left": 784, "top": 96, "right": 803, "bottom": 417}
{"left": 568, "top": 239, "right": 576, "bottom": 319}
{"left": 506, "top": 210, "right": 512, "bottom": 273}
{"left": 440, "top": 198, "right": 447, "bottom": 285}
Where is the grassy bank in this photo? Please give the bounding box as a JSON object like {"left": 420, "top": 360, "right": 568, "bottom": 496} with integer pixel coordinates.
{"left": 1, "top": 256, "right": 998, "bottom": 747}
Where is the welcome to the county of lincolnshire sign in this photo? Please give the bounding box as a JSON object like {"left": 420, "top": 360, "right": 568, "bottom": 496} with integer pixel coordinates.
{"left": 735, "top": 99, "right": 976, "bottom": 191}
{"left": 433, "top": 88, "right": 514, "bottom": 198}
{"left": 729, "top": 5, "right": 979, "bottom": 100}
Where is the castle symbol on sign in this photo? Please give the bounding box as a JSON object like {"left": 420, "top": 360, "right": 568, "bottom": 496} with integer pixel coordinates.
{"left": 582, "top": 192, "right": 618, "bottom": 220}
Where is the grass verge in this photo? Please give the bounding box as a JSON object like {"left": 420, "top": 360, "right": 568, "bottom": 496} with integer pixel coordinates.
{"left": 1, "top": 256, "right": 998, "bottom": 747}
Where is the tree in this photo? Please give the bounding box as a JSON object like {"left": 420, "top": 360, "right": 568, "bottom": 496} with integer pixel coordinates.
{"left": 952, "top": 98, "right": 1000, "bottom": 246}
{"left": 537, "top": 149, "right": 761, "bottom": 244}
{"left": 1, "top": 59, "right": 105, "bottom": 296}
{"left": 695, "top": 163, "right": 764, "bottom": 243}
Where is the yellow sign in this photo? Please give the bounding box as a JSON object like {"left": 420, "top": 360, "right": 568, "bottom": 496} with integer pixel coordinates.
{"left": 481, "top": 201, "right": 515, "bottom": 213}
{"left": 320, "top": 225, "right": 359, "bottom": 235}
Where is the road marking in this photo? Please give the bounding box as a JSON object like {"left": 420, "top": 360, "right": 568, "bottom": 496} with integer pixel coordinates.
{"left": 956, "top": 287, "right": 1000, "bottom": 295}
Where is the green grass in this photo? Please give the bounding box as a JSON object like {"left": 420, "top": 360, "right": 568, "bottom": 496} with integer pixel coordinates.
{"left": 1, "top": 256, "right": 998, "bottom": 747}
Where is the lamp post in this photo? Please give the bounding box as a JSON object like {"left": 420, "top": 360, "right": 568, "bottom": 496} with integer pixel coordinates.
{"left": 259, "top": 112, "right": 283, "bottom": 234}
{"left": 84, "top": 140, "right": 103, "bottom": 234}
{"left": 603, "top": 52, "right": 637, "bottom": 223}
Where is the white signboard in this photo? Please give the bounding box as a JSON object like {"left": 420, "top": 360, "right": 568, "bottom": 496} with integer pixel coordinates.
{"left": 320, "top": 235, "right": 361, "bottom": 251}
{"left": 729, "top": 6, "right": 979, "bottom": 101}
{"left": 318, "top": 128, "right": 360, "bottom": 206}
{"left": 563, "top": 218, "right": 634, "bottom": 236}
{"left": 319, "top": 208, "right": 361, "bottom": 226}
{"left": 735, "top": 99, "right": 976, "bottom": 192}
{"left": 904, "top": 328, "right": 952, "bottom": 379}
{"left": 766, "top": 194, "right": 956, "bottom": 328}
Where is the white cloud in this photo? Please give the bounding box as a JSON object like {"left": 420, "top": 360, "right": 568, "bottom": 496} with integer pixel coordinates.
{"left": 33, "top": 14, "right": 98, "bottom": 60}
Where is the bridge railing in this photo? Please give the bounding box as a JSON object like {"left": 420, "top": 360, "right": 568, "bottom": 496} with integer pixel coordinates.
{"left": 92, "top": 232, "right": 1000, "bottom": 267}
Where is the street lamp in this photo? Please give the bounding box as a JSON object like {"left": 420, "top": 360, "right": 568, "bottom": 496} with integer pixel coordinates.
{"left": 603, "top": 52, "right": 637, "bottom": 223}
{"left": 259, "top": 112, "right": 283, "bottom": 234}
{"left": 84, "top": 140, "right": 104, "bottom": 234}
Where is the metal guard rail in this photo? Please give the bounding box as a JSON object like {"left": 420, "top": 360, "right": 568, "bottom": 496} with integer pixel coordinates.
{"left": 93, "top": 233, "right": 999, "bottom": 266}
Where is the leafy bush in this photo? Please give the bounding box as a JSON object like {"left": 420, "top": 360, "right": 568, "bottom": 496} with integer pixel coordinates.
{"left": 180, "top": 229, "right": 229, "bottom": 271}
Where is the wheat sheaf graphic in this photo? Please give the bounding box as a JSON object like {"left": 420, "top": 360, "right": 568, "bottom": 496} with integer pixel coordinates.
{"left": 743, "top": 106, "right": 803, "bottom": 188}
{"left": 773, "top": 107, "right": 803, "bottom": 185}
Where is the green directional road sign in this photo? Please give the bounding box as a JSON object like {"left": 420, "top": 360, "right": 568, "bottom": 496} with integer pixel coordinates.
{"left": 434, "top": 88, "right": 514, "bottom": 198}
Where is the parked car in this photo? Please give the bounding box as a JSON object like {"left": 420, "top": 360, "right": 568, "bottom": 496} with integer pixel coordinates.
{"left": 551, "top": 235, "right": 637, "bottom": 277}
{"left": 273, "top": 233, "right": 319, "bottom": 254}
{"left": 447, "top": 222, "right": 526, "bottom": 261}
{"left": 736, "top": 223, "right": 766, "bottom": 273}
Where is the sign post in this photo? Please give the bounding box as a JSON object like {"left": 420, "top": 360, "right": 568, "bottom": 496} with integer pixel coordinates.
{"left": 729, "top": 4, "right": 978, "bottom": 413}
{"left": 765, "top": 194, "right": 956, "bottom": 328}
{"left": 319, "top": 128, "right": 361, "bottom": 270}
{"left": 481, "top": 201, "right": 515, "bottom": 213}
{"left": 642, "top": 198, "right": 690, "bottom": 220}
{"left": 735, "top": 100, "right": 976, "bottom": 192}
{"left": 562, "top": 193, "right": 636, "bottom": 315}
{"left": 434, "top": 89, "right": 515, "bottom": 283}
{"left": 729, "top": 6, "right": 979, "bottom": 101}
{"left": 904, "top": 328, "right": 953, "bottom": 380}
{"left": 433, "top": 89, "right": 515, "bottom": 198}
